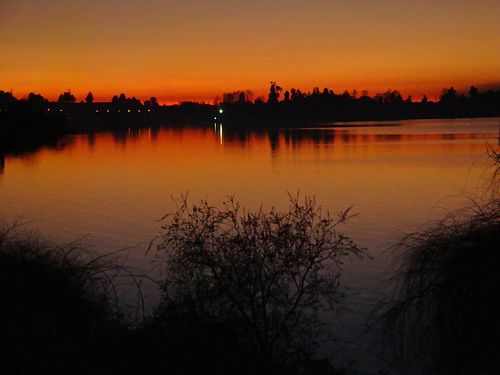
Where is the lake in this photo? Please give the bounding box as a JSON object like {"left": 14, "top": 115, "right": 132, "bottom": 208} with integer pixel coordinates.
{"left": 1, "top": 117, "right": 499, "bottom": 372}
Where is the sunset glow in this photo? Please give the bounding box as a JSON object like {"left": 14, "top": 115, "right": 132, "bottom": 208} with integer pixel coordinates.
{"left": 1, "top": 0, "right": 499, "bottom": 103}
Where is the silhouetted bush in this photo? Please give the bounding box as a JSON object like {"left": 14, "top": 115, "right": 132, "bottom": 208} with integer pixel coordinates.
{"left": 377, "top": 196, "right": 500, "bottom": 374}
{"left": 149, "top": 195, "right": 365, "bottom": 374}
{"left": 0, "top": 223, "right": 134, "bottom": 374}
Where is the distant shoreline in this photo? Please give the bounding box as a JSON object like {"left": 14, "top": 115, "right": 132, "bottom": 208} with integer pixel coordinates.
{"left": 1, "top": 85, "right": 499, "bottom": 154}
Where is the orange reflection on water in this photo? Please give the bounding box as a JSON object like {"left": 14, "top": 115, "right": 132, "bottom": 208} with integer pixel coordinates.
{"left": 0, "top": 119, "right": 498, "bottom": 257}
{"left": 0, "top": 119, "right": 498, "bottom": 325}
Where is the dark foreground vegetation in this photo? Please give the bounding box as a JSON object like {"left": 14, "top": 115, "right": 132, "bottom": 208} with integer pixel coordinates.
{"left": 0, "top": 225, "right": 128, "bottom": 374}
{"left": 3, "top": 163, "right": 500, "bottom": 374}
{"left": 0, "top": 196, "right": 364, "bottom": 375}
{"left": 149, "top": 196, "right": 365, "bottom": 374}
{"left": 375, "top": 151, "right": 500, "bottom": 374}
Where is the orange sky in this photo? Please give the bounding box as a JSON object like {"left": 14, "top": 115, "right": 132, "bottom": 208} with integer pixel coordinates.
{"left": 1, "top": 0, "right": 499, "bottom": 104}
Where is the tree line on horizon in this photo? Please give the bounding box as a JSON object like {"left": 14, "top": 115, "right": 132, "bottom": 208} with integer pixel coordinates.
{"left": 1, "top": 82, "right": 499, "bottom": 129}
{"left": 215, "top": 82, "right": 500, "bottom": 125}
{"left": 2, "top": 83, "right": 499, "bottom": 106}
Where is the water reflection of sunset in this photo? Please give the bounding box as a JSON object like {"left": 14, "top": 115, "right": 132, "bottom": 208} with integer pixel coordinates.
{"left": 1, "top": 120, "right": 497, "bottom": 250}
{"left": 5, "top": 123, "right": 496, "bottom": 186}
{"left": 3, "top": 123, "right": 495, "bottom": 210}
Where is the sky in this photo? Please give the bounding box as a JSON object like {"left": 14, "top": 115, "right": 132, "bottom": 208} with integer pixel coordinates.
{"left": 1, "top": 0, "right": 499, "bottom": 104}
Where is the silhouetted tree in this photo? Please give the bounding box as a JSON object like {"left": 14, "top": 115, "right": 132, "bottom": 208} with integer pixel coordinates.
{"left": 238, "top": 92, "right": 246, "bottom": 103}
{"left": 144, "top": 97, "right": 159, "bottom": 109}
{"left": 440, "top": 87, "right": 457, "bottom": 102}
{"left": 340, "top": 90, "right": 352, "bottom": 101}
{"left": 0, "top": 91, "right": 16, "bottom": 111}
{"left": 383, "top": 90, "right": 403, "bottom": 105}
{"left": 27, "top": 93, "right": 48, "bottom": 110}
{"left": 58, "top": 91, "right": 76, "bottom": 104}
{"left": 110, "top": 93, "right": 142, "bottom": 110}
{"left": 469, "top": 86, "right": 479, "bottom": 99}
{"left": 243, "top": 90, "right": 254, "bottom": 103}
{"left": 85, "top": 92, "right": 93, "bottom": 104}
{"left": 150, "top": 195, "right": 364, "bottom": 372}
{"left": 268, "top": 81, "right": 282, "bottom": 104}
{"left": 223, "top": 92, "right": 236, "bottom": 103}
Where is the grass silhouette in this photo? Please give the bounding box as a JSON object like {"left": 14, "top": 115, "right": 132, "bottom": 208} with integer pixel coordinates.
{"left": 0, "top": 222, "right": 136, "bottom": 374}
{"left": 377, "top": 151, "right": 500, "bottom": 374}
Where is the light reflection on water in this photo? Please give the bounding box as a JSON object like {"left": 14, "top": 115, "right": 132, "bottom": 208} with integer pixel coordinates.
{"left": 1, "top": 117, "right": 499, "bottom": 371}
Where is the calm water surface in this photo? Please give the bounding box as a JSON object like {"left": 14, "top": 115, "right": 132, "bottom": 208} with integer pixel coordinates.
{"left": 1, "top": 117, "right": 499, "bottom": 371}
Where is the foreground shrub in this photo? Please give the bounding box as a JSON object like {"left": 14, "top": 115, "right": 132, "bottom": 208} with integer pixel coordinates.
{"left": 377, "top": 199, "right": 500, "bottom": 374}
{"left": 0, "top": 224, "right": 131, "bottom": 374}
{"left": 149, "top": 195, "right": 365, "bottom": 373}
